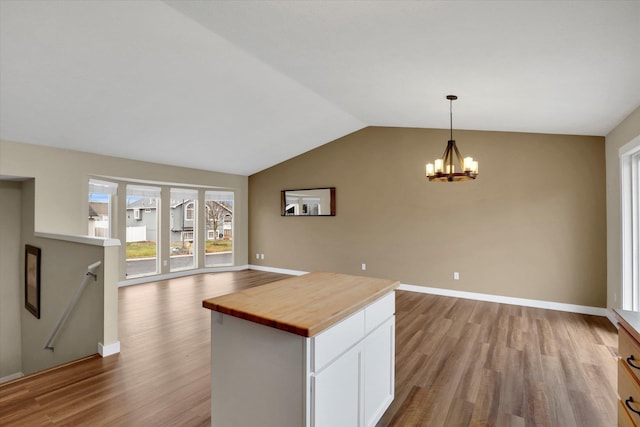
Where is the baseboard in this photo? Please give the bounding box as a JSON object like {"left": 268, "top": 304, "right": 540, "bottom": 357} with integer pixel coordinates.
{"left": 606, "top": 309, "right": 619, "bottom": 328}
{"left": 98, "top": 341, "right": 120, "bottom": 357}
{"left": 119, "top": 264, "right": 251, "bottom": 287}
{"left": 120, "top": 263, "right": 611, "bottom": 319}
{"left": 0, "top": 371, "right": 24, "bottom": 384}
{"left": 248, "top": 264, "right": 308, "bottom": 276}
{"left": 245, "top": 266, "right": 610, "bottom": 317}
{"left": 398, "top": 283, "right": 609, "bottom": 317}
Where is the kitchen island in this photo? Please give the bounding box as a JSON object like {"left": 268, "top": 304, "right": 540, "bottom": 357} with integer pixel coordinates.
{"left": 203, "top": 271, "right": 399, "bottom": 427}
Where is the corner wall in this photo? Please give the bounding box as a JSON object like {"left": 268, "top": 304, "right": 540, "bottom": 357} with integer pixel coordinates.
{"left": 0, "top": 181, "right": 23, "bottom": 380}
{"left": 0, "top": 138, "right": 248, "bottom": 374}
{"left": 249, "top": 127, "right": 607, "bottom": 307}
{"left": 20, "top": 180, "right": 108, "bottom": 375}
{"left": 606, "top": 106, "right": 640, "bottom": 309}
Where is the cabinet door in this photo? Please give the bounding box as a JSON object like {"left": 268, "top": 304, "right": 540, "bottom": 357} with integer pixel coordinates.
{"left": 312, "top": 343, "right": 363, "bottom": 427}
{"left": 364, "top": 316, "right": 395, "bottom": 427}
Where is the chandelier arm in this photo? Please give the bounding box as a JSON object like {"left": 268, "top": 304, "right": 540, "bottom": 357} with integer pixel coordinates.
{"left": 452, "top": 142, "right": 465, "bottom": 169}
{"left": 449, "top": 143, "right": 454, "bottom": 172}
{"left": 443, "top": 142, "right": 453, "bottom": 171}
{"left": 441, "top": 143, "right": 450, "bottom": 160}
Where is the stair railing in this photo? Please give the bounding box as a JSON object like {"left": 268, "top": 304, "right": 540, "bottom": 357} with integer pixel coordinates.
{"left": 43, "top": 260, "right": 102, "bottom": 351}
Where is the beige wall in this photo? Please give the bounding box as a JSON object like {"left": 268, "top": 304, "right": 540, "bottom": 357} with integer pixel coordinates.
{"left": 0, "top": 181, "right": 23, "bottom": 379}
{"left": 1, "top": 179, "right": 120, "bottom": 378}
{"left": 606, "top": 106, "right": 640, "bottom": 309}
{"left": 250, "top": 127, "right": 607, "bottom": 307}
{"left": 0, "top": 139, "right": 249, "bottom": 375}
{"left": 0, "top": 139, "right": 249, "bottom": 272}
{"left": 18, "top": 179, "right": 109, "bottom": 375}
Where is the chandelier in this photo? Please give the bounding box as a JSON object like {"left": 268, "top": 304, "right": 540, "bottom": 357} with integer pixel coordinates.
{"left": 425, "top": 95, "right": 478, "bottom": 182}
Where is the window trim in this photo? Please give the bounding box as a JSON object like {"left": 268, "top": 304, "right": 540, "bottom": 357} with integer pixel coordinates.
{"left": 620, "top": 135, "right": 640, "bottom": 310}
{"left": 204, "top": 190, "right": 234, "bottom": 267}
{"left": 88, "top": 179, "right": 117, "bottom": 238}
{"left": 125, "top": 184, "right": 160, "bottom": 278}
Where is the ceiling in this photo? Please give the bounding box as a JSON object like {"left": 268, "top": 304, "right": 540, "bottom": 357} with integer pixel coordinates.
{"left": 1, "top": 1, "right": 638, "bottom": 176}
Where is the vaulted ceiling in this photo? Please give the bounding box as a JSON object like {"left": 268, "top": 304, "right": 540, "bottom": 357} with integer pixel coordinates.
{"left": 1, "top": 1, "right": 638, "bottom": 175}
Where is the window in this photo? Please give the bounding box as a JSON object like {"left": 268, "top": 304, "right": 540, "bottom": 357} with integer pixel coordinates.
{"left": 621, "top": 136, "right": 640, "bottom": 310}
{"left": 185, "top": 202, "right": 195, "bottom": 221}
{"left": 205, "top": 190, "right": 234, "bottom": 267}
{"left": 126, "top": 185, "right": 160, "bottom": 278}
{"left": 284, "top": 194, "right": 321, "bottom": 215}
{"left": 88, "top": 179, "right": 117, "bottom": 238}
{"left": 170, "top": 188, "right": 198, "bottom": 272}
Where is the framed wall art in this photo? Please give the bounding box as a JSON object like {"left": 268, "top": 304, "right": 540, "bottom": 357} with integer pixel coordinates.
{"left": 25, "top": 244, "right": 41, "bottom": 319}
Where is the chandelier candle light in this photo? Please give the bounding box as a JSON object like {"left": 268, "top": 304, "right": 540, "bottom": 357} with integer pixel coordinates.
{"left": 426, "top": 95, "right": 478, "bottom": 182}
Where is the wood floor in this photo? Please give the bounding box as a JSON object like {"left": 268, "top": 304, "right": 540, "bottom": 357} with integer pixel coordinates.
{"left": 379, "top": 290, "right": 618, "bottom": 427}
{"left": 0, "top": 271, "right": 618, "bottom": 426}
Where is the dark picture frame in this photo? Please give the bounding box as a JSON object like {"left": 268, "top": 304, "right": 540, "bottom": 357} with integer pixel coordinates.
{"left": 281, "top": 187, "right": 336, "bottom": 216}
{"left": 25, "top": 244, "right": 41, "bottom": 319}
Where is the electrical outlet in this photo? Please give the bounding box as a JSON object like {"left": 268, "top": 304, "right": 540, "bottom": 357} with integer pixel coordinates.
{"left": 163, "top": 260, "right": 167, "bottom": 267}
{"left": 260, "top": 254, "right": 264, "bottom": 259}
{"left": 362, "top": 263, "right": 366, "bottom": 271}
{"left": 256, "top": 253, "right": 260, "bottom": 259}
{"left": 453, "top": 272, "right": 460, "bottom": 280}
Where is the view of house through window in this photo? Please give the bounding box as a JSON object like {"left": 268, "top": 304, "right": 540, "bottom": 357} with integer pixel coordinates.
{"left": 88, "top": 179, "right": 117, "bottom": 238}
{"left": 90, "top": 181, "right": 234, "bottom": 279}
{"left": 126, "top": 185, "right": 160, "bottom": 278}
{"left": 205, "top": 190, "right": 234, "bottom": 267}
{"left": 170, "top": 189, "right": 198, "bottom": 272}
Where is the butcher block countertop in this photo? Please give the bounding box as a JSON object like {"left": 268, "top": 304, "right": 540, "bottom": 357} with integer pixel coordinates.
{"left": 202, "top": 272, "right": 399, "bottom": 337}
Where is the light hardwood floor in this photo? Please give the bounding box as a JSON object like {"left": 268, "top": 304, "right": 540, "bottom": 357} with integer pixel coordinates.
{"left": 0, "top": 271, "right": 618, "bottom": 426}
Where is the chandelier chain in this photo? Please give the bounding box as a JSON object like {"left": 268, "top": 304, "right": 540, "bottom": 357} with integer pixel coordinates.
{"left": 450, "top": 98, "right": 453, "bottom": 141}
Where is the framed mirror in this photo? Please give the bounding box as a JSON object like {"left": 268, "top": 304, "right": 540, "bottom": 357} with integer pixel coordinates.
{"left": 281, "top": 187, "right": 335, "bottom": 216}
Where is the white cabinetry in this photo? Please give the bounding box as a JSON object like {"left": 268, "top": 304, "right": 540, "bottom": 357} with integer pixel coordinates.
{"left": 313, "top": 341, "right": 363, "bottom": 426}
{"left": 364, "top": 316, "right": 395, "bottom": 426}
{"left": 210, "top": 291, "right": 396, "bottom": 427}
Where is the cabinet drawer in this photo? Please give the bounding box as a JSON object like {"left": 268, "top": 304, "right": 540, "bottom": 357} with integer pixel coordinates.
{"left": 620, "top": 325, "right": 640, "bottom": 384}
{"left": 313, "top": 310, "right": 365, "bottom": 372}
{"left": 365, "top": 292, "right": 395, "bottom": 334}
{"left": 619, "top": 399, "right": 636, "bottom": 427}
{"left": 619, "top": 359, "right": 640, "bottom": 426}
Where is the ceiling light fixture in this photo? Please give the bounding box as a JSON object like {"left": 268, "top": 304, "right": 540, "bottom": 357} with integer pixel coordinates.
{"left": 426, "top": 95, "right": 478, "bottom": 182}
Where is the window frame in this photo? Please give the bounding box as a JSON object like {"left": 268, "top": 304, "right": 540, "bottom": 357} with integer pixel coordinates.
{"left": 204, "top": 191, "right": 234, "bottom": 267}
{"left": 620, "top": 136, "right": 640, "bottom": 310}
{"left": 88, "top": 179, "right": 117, "bottom": 238}
{"left": 125, "top": 184, "right": 161, "bottom": 278}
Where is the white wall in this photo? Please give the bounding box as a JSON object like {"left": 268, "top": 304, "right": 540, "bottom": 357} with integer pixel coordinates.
{"left": 606, "top": 106, "right": 640, "bottom": 309}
